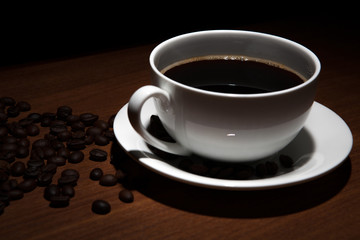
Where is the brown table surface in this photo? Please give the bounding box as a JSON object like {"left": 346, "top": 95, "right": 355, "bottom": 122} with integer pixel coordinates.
{"left": 1, "top": 19, "right": 359, "bottom": 240}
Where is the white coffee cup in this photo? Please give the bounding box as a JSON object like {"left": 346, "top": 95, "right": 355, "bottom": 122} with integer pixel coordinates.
{"left": 128, "top": 30, "right": 321, "bottom": 162}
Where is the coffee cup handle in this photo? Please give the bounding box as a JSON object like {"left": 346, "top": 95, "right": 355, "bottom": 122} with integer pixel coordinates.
{"left": 128, "top": 85, "right": 191, "bottom": 156}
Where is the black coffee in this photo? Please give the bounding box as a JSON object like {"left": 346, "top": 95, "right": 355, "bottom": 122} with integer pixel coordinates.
{"left": 162, "top": 56, "right": 305, "bottom": 94}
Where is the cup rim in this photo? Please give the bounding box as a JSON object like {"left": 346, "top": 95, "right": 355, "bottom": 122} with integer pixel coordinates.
{"left": 150, "top": 30, "right": 321, "bottom": 98}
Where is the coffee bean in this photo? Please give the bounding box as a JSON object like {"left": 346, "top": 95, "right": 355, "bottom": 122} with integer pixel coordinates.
{"left": 94, "top": 120, "right": 109, "bottom": 131}
{"left": 57, "top": 106, "right": 72, "bottom": 121}
{"left": 27, "top": 159, "right": 44, "bottom": 168}
{"left": 92, "top": 200, "right": 111, "bottom": 214}
{"left": 0, "top": 113, "right": 8, "bottom": 124}
{"left": 119, "top": 189, "right": 134, "bottom": 203}
{"left": 80, "top": 113, "right": 99, "bottom": 126}
{"left": 90, "top": 168, "right": 103, "bottom": 180}
{"left": 66, "top": 115, "right": 80, "bottom": 126}
{"left": 42, "top": 146, "right": 56, "bottom": 160}
{"left": 57, "top": 130, "right": 72, "bottom": 142}
{"left": 67, "top": 139, "right": 86, "bottom": 150}
{"left": 68, "top": 151, "right": 84, "bottom": 163}
{"left": 71, "top": 121, "right": 85, "bottom": 132}
{"left": 89, "top": 149, "right": 107, "bottom": 161}
{"left": 17, "top": 179, "right": 37, "bottom": 193}
{"left": 44, "top": 184, "right": 60, "bottom": 201}
{"left": 17, "top": 138, "right": 30, "bottom": 148}
{"left": 37, "top": 172, "right": 54, "bottom": 186}
{"left": 10, "top": 161, "right": 26, "bottom": 176}
{"left": 26, "top": 124, "right": 40, "bottom": 136}
{"left": 0, "top": 179, "right": 17, "bottom": 192}
{"left": 72, "top": 130, "right": 85, "bottom": 139}
{"left": 48, "top": 156, "right": 66, "bottom": 166}
{"left": 8, "top": 189, "right": 24, "bottom": 201}
{"left": 16, "top": 146, "right": 29, "bottom": 158}
{"left": 49, "top": 195, "right": 70, "bottom": 208}
{"left": 0, "top": 97, "right": 16, "bottom": 106}
{"left": 86, "top": 127, "right": 103, "bottom": 136}
{"left": 41, "top": 163, "right": 57, "bottom": 174}
{"left": 108, "top": 114, "right": 116, "bottom": 128}
{"left": 50, "top": 140, "right": 65, "bottom": 150}
{"left": 115, "top": 169, "right": 126, "bottom": 182}
{"left": 279, "top": 154, "right": 294, "bottom": 168}
{"left": 7, "top": 106, "right": 20, "bottom": 117}
{"left": 16, "top": 101, "right": 31, "bottom": 112}
{"left": 23, "top": 166, "right": 41, "bottom": 178}
{"left": 265, "top": 161, "right": 278, "bottom": 176}
{"left": 61, "top": 169, "right": 80, "bottom": 181}
{"left": 0, "top": 127, "right": 8, "bottom": 137}
{"left": 94, "top": 135, "right": 109, "bottom": 146}
{"left": 99, "top": 174, "right": 117, "bottom": 186}
{"left": 58, "top": 175, "right": 78, "bottom": 186}
{"left": 12, "top": 127, "right": 27, "bottom": 138}
{"left": 57, "top": 147, "right": 70, "bottom": 160}
{"left": 255, "top": 163, "right": 267, "bottom": 178}
{"left": 61, "top": 185, "right": 75, "bottom": 198}
{"left": 27, "top": 113, "right": 42, "bottom": 123}
{"left": 32, "top": 139, "right": 50, "bottom": 149}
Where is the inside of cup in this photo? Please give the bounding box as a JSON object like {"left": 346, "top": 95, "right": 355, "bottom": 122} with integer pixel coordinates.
{"left": 152, "top": 30, "right": 320, "bottom": 81}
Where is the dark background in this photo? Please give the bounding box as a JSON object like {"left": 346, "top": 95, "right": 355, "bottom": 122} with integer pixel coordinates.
{"left": 0, "top": 4, "right": 357, "bottom": 67}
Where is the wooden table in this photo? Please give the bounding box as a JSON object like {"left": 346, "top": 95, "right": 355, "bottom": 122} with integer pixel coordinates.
{"left": 1, "top": 19, "right": 359, "bottom": 239}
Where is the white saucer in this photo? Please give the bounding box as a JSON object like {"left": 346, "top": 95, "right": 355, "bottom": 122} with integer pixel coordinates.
{"left": 113, "top": 100, "right": 353, "bottom": 190}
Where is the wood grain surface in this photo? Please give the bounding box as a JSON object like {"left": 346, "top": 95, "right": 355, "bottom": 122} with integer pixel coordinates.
{"left": 1, "top": 19, "right": 359, "bottom": 240}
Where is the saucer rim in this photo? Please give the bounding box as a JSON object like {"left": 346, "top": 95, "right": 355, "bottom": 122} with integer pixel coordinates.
{"left": 113, "top": 101, "right": 353, "bottom": 190}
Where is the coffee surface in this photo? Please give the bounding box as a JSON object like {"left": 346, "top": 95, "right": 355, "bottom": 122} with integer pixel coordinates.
{"left": 162, "top": 56, "right": 305, "bottom": 94}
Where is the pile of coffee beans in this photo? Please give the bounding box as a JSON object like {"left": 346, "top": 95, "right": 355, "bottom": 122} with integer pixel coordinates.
{"left": 0, "top": 96, "right": 133, "bottom": 216}
{"left": 148, "top": 115, "right": 295, "bottom": 180}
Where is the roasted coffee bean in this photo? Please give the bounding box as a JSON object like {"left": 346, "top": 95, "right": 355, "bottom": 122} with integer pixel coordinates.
{"left": 66, "top": 115, "right": 80, "bottom": 126}
{"left": 41, "top": 163, "right": 57, "bottom": 174}
{"left": 94, "top": 120, "right": 109, "bottom": 131}
{"left": 57, "top": 130, "right": 72, "bottom": 141}
{"left": 72, "top": 130, "right": 85, "bottom": 139}
{"left": 31, "top": 147, "right": 45, "bottom": 160}
{"left": 86, "top": 127, "right": 103, "bottom": 136}
{"left": 57, "top": 147, "right": 70, "bottom": 160}
{"left": 48, "top": 156, "right": 66, "bottom": 166}
{"left": 8, "top": 189, "right": 24, "bottom": 201}
{"left": 49, "top": 195, "right": 70, "bottom": 208}
{"left": 32, "top": 139, "right": 50, "bottom": 149}
{"left": 27, "top": 113, "right": 42, "bottom": 123}
{"left": 216, "top": 167, "right": 235, "bottom": 179}
{"left": 40, "top": 118, "right": 51, "bottom": 127}
{"left": 235, "top": 165, "right": 254, "bottom": 180}
{"left": 16, "top": 146, "right": 29, "bottom": 158}
{"left": 90, "top": 168, "right": 103, "bottom": 180}
{"left": 44, "top": 184, "right": 60, "bottom": 201}
{"left": 10, "top": 161, "right": 26, "bottom": 176}
{"left": 58, "top": 175, "right": 78, "bottom": 186}
{"left": 84, "top": 135, "right": 94, "bottom": 145}
{"left": 89, "top": 149, "right": 107, "bottom": 161}
{"left": 71, "top": 121, "right": 85, "bottom": 132}
{"left": 42, "top": 112, "right": 56, "bottom": 120}
{"left": 19, "top": 118, "right": 34, "bottom": 127}
{"left": 0, "top": 113, "right": 8, "bottom": 124}
{"left": 7, "top": 106, "right": 20, "bottom": 117}
{"left": 27, "top": 159, "right": 44, "bottom": 168}
{"left": 57, "top": 106, "right": 72, "bottom": 120}
{"left": 94, "top": 135, "right": 109, "bottom": 146}
{"left": 0, "top": 170, "right": 9, "bottom": 182}
{"left": 2, "top": 136, "right": 17, "bottom": 144}
{"left": 265, "top": 161, "right": 278, "bottom": 176}
{"left": 188, "top": 163, "right": 208, "bottom": 176}
{"left": 0, "top": 126, "right": 8, "bottom": 137}
{"left": 68, "top": 151, "right": 84, "bottom": 163}
{"left": 92, "top": 200, "right": 111, "bottom": 215}
{"left": 17, "top": 138, "right": 30, "bottom": 148}
{"left": 26, "top": 124, "right": 40, "bottom": 136}
{"left": 42, "top": 146, "right": 56, "bottom": 160}
{"left": 104, "top": 130, "right": 115, "bottom": 141}
{"left": 0, "top": 160, "right": 10, "bottom": 170}
{"left": 279, "top": 154, "right": 294, "bottom": 168}
{"left": 1, "top": 143, "right": 18, "bottom": 152}
{"left": 0, "top": 97, "right": 16, "bottom": 106}
{"left": 67, "top": 139, "right": 86, "bottom": 150}
{"left": 16, "top": 101, "right": 31, "bottom": 112}
{"left": 50, "top": 140, "right": 65, "bottom": 150}
{"left": 12, "top": 127, "right": 27, "bottom": 138}
{"left": 99, "top": 174, "right": 117, "bottom": 186}
{"left": 61, "top": 185, "right": 75, "bottom": 198}
{"left": 80, "top": 113, "right": 99, "bottom": 126}
{"left": 17, "top": 179, "right": 37, "bottom": 192}
{"left": 24, "top": 166, "right": 42, "bottom": 178}
{"left": 37, "top": 172, "right": 54, "bottom": 186}
{"left": 61, "top": 169, "right": 80, "bottom": 181}
{"left": 119, "top": 189, "right": 134, "bottom": 203}
{"left": 50, "top": 125, "right": 67, "bottom": 135}
{"left": 0, "top": 179, "right": 17, "bottom": 192}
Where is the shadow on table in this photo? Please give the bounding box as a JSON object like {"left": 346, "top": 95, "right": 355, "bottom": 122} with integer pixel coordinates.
{"left": 110, "top": 142, "right": 352, "bottom": 218}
